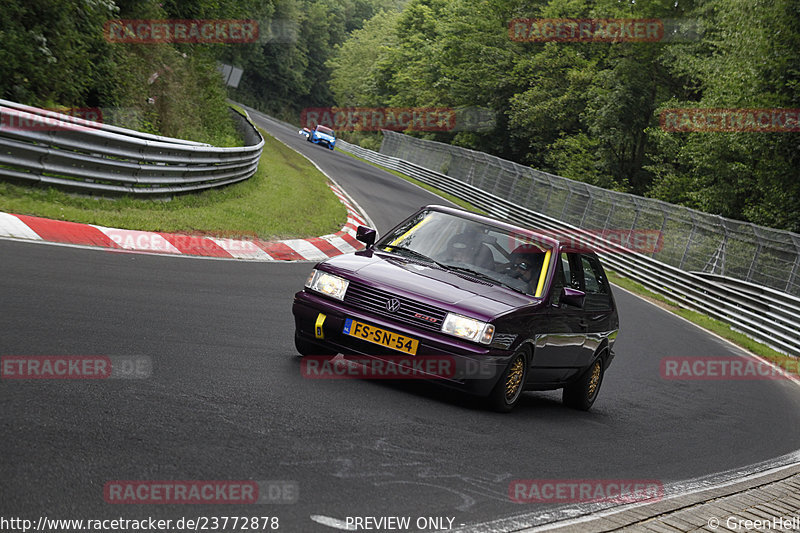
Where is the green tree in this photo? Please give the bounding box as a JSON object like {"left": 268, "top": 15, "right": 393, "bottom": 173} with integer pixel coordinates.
{"left": 646, "top": 0, "right": 800, "bottom": 230}
{"left": 0, "top": 0, "right": 119, "bottom": 107}
{"left": 327, "top": 10, "right": 400, "bottom": 107}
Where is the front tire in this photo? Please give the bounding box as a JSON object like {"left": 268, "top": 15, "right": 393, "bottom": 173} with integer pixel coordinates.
{"left": 563, "top": 354, "right": 605, "bottom": 410}
{"left": 294, "top": 332, "right": 314, "bottom": 356}
{"left": 487, "top": 347, "right": 529, "bottom": 413}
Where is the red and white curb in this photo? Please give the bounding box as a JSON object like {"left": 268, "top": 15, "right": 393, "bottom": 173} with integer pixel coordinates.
{"left": 0, "top": 183, "right": 368, "bottom": 261}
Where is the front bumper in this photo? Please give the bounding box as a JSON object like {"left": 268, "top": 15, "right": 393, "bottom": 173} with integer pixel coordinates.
{"left": 292, "top": 290, "right": 513, "bottom": 396}
{"left": 311, "top": 136, "right": 334, "bottom": 148}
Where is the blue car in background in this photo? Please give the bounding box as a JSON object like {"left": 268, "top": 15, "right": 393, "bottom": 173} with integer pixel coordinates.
{"left": 300, "top": 125, "right": 336, "bottom": 150}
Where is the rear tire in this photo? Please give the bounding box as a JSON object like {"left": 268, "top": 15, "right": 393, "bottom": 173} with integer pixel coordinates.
{"left": 487, "top": 346, "right": 529, "bottom": 413}
{"left": 563, "top": 353, "right": 605, "bottom": 411}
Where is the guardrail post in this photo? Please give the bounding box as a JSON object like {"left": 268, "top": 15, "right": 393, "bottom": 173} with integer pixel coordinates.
{"left": 542, "top": 174, "right": 554, "bottom": 214}
{"left": 629, "top": 199, "right": 641, "bottom": 232}
{"left": 602, "top": 194, "right": 615, "bottom": 232}
{"left": 788, "top": 257, "right": 800, "bottom": 294}
{"left": 703, "top": 219, "right": 728, "bottom": 275}
{"left": 559, "top": 188, "right": 573, "bottom": 221}
{"left": 579, "top": 184, "right": 592, "bottom": 227}
{"left": 653, "top": 212, "right": 669, "bottom": 259}
{"left": 746, "top": 244, "right": 763, "bottom": 283}
{"left": 678, "top": 212, "right": 698, "bottom": 270}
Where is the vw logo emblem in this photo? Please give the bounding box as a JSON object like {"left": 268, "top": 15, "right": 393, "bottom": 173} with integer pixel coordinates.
{"left": 386, "top": 298, "right": 401, "bottom": 313}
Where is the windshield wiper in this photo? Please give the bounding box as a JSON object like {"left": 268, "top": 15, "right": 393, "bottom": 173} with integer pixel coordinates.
{"left": 441, "top": 264, "right": 522, "bottom": 292}
{"left": 383, "top": 247, "right": 526, "bottom": 293}
{"left": 382, "top": 246, "right": 449, "bottom": 269}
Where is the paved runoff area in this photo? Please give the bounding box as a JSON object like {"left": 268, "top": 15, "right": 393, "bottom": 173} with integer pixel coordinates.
{"left": 530, "top": 463, "right": 800, "bottom": 532}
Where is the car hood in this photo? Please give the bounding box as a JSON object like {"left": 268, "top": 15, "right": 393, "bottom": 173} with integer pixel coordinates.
{"left": 315, "top": 132, "right": 334, "bottom": 141}
{"left": 319, "top": 251, "right": 542, "bottom": 321}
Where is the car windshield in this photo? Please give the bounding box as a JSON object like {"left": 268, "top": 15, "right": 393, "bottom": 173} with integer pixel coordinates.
{"left": 317, "top": 126, "right": 334, "bottom": 135}
{"left": 376, "top": 210, "right": 554, "bottom": 297}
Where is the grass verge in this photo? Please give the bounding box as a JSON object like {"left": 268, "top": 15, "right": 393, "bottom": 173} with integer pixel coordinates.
{"left": 606, "top": 270, "right": 797, "bottom": 370}
{"left": 0, "top": 125, "right": 346, "bottom": 240}
{"left": 339, "top": 150, "right": 486, "bottom": 215}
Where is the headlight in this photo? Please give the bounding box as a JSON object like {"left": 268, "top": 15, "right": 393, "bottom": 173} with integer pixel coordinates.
{"left": 441, "top": 313, "right": 495, "bottom": 344}
{"left": 305, "top": 269, "right": 349, "bottom": 301}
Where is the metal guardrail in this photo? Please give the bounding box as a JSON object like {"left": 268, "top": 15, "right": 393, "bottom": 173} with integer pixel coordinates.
{"left": 337, "top": 139, "right": 800, "bottom": 358}
{"left": 0, "top": 100, "right": 264, "bottom": 195}
{"left": 378, "top": 130, "right": 800, "bottom": 298}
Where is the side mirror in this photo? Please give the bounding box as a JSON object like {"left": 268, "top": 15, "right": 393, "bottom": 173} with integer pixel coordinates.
{"left": 356, "top": 226, "right": 377, "bottom": 247}
{"left": 561, "top": 287, "right": 585, "bottom": 308}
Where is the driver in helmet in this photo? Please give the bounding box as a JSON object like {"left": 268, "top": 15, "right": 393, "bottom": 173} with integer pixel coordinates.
{"left": 507, "top": 244, "right": 546, "bottom": 294}
{"left": 445, "top": 229, "right": 495, "bottom": 269}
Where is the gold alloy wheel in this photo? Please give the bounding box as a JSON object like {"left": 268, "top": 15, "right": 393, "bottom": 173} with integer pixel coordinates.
{"left": 505, "top": 356, "right": 525, "bottom": 402}
{"left": 587, "top": 360, "right": 602, "bottom": 400}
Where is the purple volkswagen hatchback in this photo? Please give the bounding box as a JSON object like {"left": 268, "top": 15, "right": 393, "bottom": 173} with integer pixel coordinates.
{"left": 292, "top": 205, "right": 619, "bottom": 412}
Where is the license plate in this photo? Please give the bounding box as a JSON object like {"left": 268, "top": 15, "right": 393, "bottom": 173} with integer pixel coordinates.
{"left": 343, "top": 319, "right": 419, "bottom": 355}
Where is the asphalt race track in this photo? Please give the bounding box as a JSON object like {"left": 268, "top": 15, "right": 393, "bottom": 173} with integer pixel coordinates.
{"left": 248, "top": 109, "right": 449, "bottom": 235}
{"left": 2, "top": 107, "right": 800, "bottom": 532}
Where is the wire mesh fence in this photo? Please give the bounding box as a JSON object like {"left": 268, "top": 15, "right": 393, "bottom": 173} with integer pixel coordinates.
{"left": 379, "top": 130, "right": 800, "bottom": 296}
